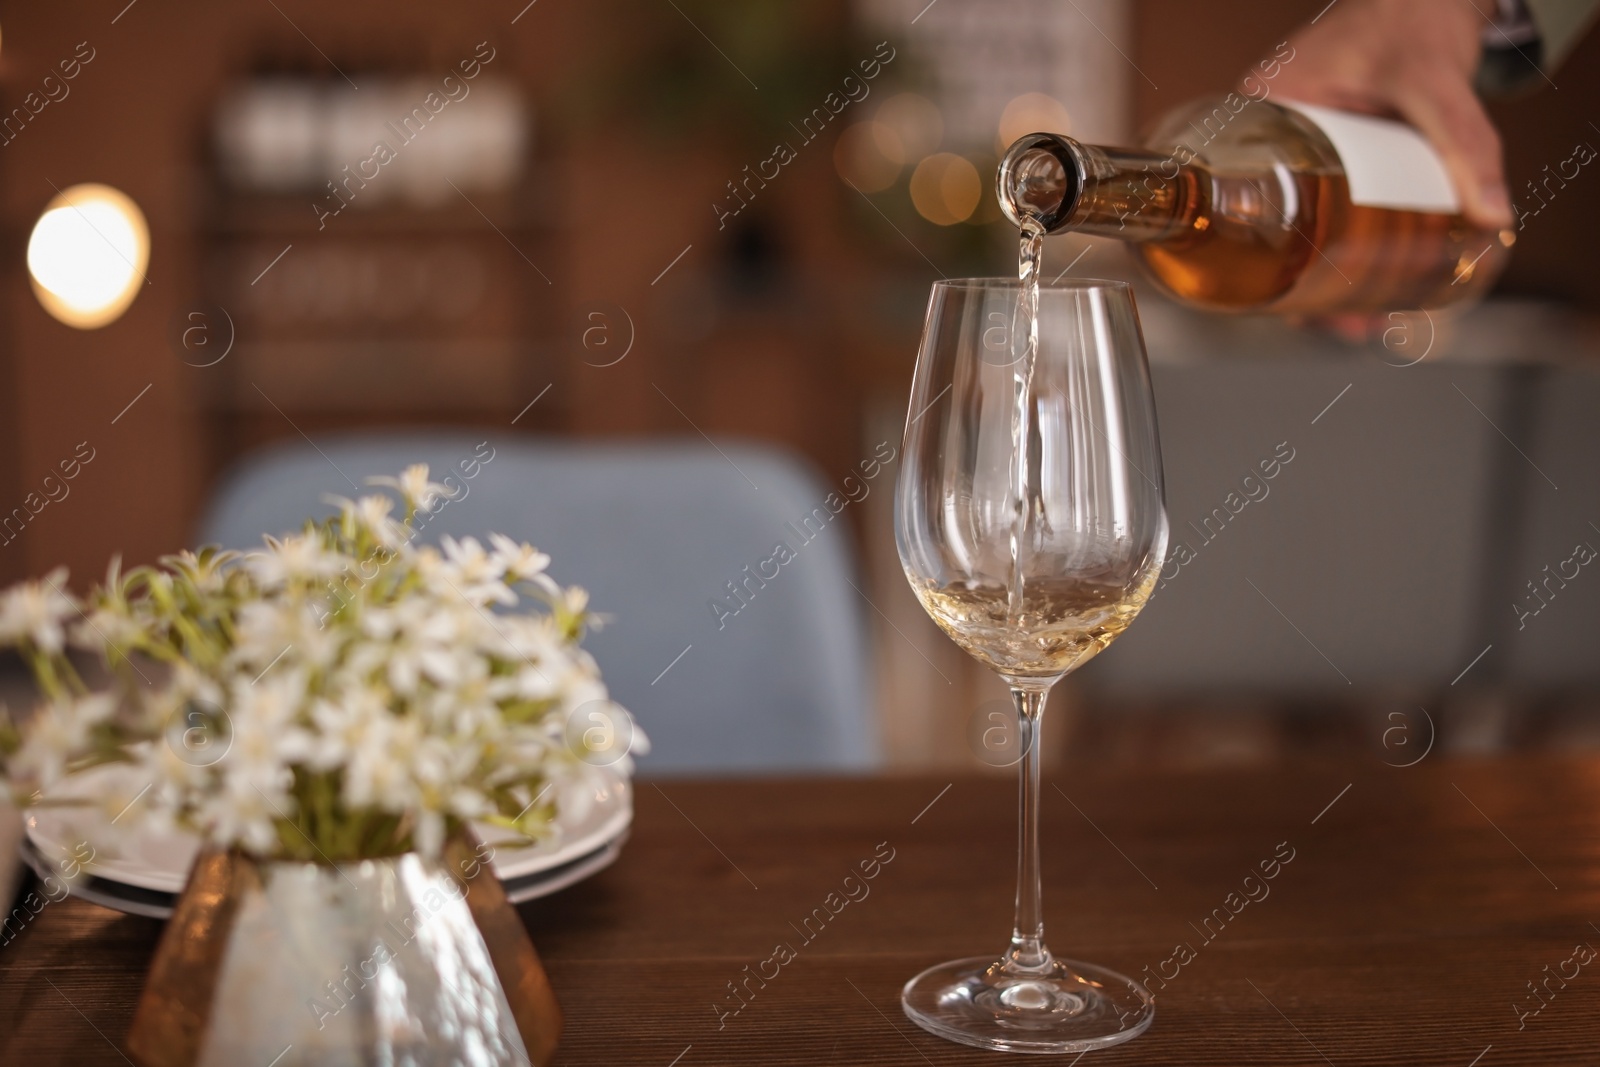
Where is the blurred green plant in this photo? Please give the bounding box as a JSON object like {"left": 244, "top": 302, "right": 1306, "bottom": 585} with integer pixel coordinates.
{"left": 567, "top": 1, "right": 870, "bottom": 149}
{"left": 559, "top": 0, "right": 1005, "bottom": 277}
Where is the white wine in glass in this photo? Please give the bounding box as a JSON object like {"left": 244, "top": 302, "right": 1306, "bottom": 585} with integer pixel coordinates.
{"left": 895, "top": 276, "right": 1168, "bottom": 1053}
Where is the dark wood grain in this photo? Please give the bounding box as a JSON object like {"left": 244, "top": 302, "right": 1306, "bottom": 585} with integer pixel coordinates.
{"left": 3, "top": 757, "right": 1599, "bottom": 1065}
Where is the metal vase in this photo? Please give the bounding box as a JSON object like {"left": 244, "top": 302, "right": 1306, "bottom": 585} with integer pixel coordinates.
{"left": 126, "top": 836, "right": 561, "bottom": 1066}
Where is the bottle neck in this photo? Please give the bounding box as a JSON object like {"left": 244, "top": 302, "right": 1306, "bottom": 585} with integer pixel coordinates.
{"left": 998, "top": 134, "right": 1202, "bottom": 243}
{"left": 1065, "top": 142, "right": 1201, "bottom": 241}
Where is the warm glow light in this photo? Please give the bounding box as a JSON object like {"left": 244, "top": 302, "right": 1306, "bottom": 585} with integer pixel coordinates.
{"left": 996, "top": 92, "right": 1073, "bottom": 155}
{"left": 27, "top": 184, "right": 149, "bottom": 329}
{"left": 834, "top": 121, "right": 904, "bottom": 193}
{"left": 910, "top": 153, "right": 981, "bottom": 226}
{"left": 876, "top": 93, "right": 943, "bottom": 161}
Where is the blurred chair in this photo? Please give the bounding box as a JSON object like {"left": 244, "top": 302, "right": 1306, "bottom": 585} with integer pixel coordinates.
{"left": 1084, "top": 301, "right": 1600, "bottom": 699}
{"left": 198, "top": 433, "right": 879, "bottom": 776}
{"left": 1501, "top": 365, "right": 1600, "bottom": 687}
{"left": 1082, "top": 357, "right": 1509, "bottom": 692}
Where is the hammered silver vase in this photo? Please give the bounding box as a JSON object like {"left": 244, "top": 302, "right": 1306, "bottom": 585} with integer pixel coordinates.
{"left": 127, "top": 837, "right": 561, "bottom": 1067}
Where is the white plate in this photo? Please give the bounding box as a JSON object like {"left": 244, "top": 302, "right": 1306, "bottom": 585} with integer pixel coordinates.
{"left": 20, "top": 832, "right": 627, "bottom": 919}
{"left": 503, "top": 832, "right": 625, "bottom": 903}
{"left": 25, "top": 762, "right": 631, "bottom": 895}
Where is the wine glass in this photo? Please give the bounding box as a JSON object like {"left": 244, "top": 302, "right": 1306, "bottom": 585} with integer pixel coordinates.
{"left": 895, "top": 277, "right": 1168, "bottom": 1054}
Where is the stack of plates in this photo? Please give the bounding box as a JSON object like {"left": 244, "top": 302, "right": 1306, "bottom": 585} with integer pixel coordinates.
{"left": 23, "top": 763, "right": 632, "bottom": 919}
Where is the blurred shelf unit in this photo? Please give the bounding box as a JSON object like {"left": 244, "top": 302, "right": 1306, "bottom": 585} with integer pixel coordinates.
{"left": 196, "top": 71, "right": 562, "bottom": 435}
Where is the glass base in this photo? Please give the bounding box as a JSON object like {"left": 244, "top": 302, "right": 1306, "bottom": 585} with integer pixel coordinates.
{"left": 901, "top": 955, "right": 1154, "bottom": 1055}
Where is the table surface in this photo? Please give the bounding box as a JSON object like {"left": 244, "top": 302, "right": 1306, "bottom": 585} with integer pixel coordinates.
{"left": 3, "top": 757, "right": 1599, "bottom": 1065}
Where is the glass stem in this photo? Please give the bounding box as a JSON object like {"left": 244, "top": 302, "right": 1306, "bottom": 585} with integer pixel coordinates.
{"left": 1004, "top": 684, "right": 1054, "bottom": 975}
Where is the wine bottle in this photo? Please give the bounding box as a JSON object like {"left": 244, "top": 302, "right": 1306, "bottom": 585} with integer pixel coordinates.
{"left": 997, "top": 97, "right": 1514, "bottom": 314}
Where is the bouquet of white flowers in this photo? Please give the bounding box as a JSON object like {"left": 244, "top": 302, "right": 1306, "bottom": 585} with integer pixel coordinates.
{"left": 0, "top": 465, "right": 642, "bottom": 862}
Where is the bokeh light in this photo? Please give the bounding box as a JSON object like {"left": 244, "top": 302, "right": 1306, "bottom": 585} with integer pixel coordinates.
{"left": 910, "top": 153, "right": 981, "bottom": 226}
{"left": 963, "top": 152, "right": 1003, "bottom": 225}
{"left": 876, "top": 93, "right": 943, "bottom": 162}
{"left": 995, "top": 92, "right": 1073, "bottom": 155}
{"left": 833, "top": 121, "right": 904, "bottom": 193}
{"left": 28, "top": 184, "right": 149, "bottom": 329}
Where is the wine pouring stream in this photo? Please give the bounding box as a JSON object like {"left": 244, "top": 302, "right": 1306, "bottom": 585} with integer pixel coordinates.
{"left": 891, "top": 143, "right": 1168, "bottom": 1054}
{"left": 1008, "top": 216, "right": 1044, "bottom": 626}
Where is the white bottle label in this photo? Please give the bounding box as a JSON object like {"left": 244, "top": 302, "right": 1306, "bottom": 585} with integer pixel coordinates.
{"left": 1279, "top": 100, "right": 1461, "bottom": 214}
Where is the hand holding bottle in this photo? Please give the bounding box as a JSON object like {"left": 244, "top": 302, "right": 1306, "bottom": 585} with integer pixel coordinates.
{"left": 1257, "top": 0, "right": 1513, "bottom": 229}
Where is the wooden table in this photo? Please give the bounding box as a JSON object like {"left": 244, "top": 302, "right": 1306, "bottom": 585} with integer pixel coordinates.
{"left": 4, "top": 758, "right": 1599, "bottom": 1065}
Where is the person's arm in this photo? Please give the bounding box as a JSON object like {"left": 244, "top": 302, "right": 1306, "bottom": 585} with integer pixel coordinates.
{"left": 1258, "top": 0, "right": 1512, "bottom": 228}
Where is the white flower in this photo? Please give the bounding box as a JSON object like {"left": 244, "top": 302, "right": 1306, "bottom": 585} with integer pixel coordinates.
{"left": 345, "top": 713, "right": 423, "bottom": 812}
{"left": 306, "top": 689, "right": 386, "bottom": 771}
{"left": 375, "top": 599, "right": 469, "bottom": 694}
{"left": 359, "top": 607, "right": 400, "bottom": 642}
{"left": 233, "top": 599, "right": 341, "bottom": 673}
{"left": 489, "top": 534, "right": 552, "bottom": 585}
{"left": 500, "top": 663, "right": 561, "bottom": 703}
{"left": 476, "top": 613, "right": 556, "bottom": 668}
{"left": 369, "top": 464, "right": 453, "bottom": 514}
{"left": 325, "top": 493, "right": 409, "bottom": 552}
{"left": 561, "top": 586, "right": 591, "bottom": 615}
{"left": 165, "top": 549, "right": 236, "bottom": 596}
{"left": 132, "top": 734, "right": 211, "bottom": 806}
{"left": 223, "top": 683, "right": 307, "bottom": 780}
{"left": 142, "top": 662, "right": 226, "bottom": 737}
{"left": 246, "top": 533, "right": 344, "bottom": 589}
{"left": 192, "top": 772, "right": 288, "bottom": 855}
{"left": 0, "top": 567, "right": 77, "bottom": 654}
{"left": 552, "top": 763, "right": 600, "bottom": 825}
{"left": 7, "top": 693, "right": 116, "bottom": 789}
{"left": 71, "top": 605, "right": 148, "bottom": 656}
{"left": 435, "top": 536, "right": 516, "bottom": 608}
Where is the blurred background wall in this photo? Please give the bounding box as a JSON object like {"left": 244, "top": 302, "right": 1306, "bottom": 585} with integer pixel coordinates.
{"left": 1, "top": 0, "right": 1596, "bottom": 771}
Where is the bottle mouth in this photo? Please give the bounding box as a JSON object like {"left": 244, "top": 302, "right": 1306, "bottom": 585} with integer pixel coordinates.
{"left": 997, "top": 133, "right": 1083, "bottom": 233}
